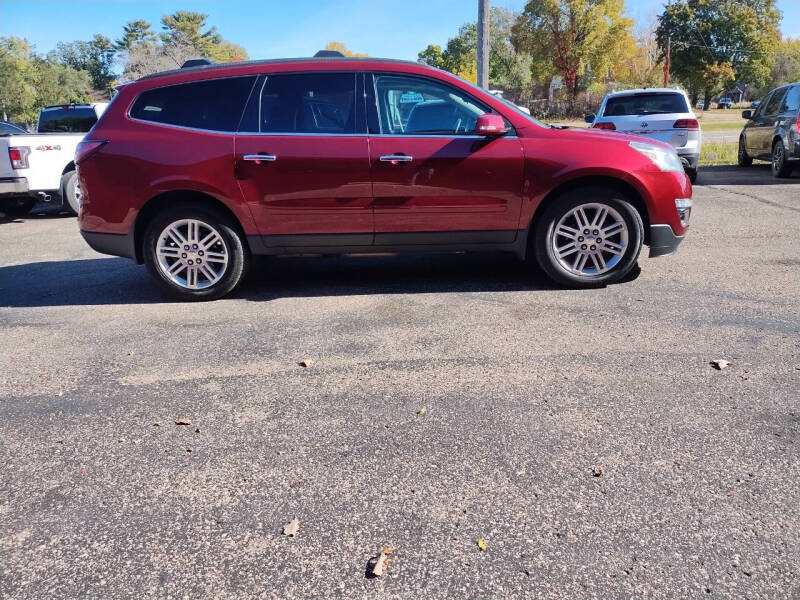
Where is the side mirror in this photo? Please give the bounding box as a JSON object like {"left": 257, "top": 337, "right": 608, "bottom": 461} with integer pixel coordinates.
{"left": 475, "top": 113, "right": 507, "bottom": 136}
{"left": 741, "top": 110, "right": 752, "bottom": 120}
{"left": 584, "top": 114, "right": 596, "bottom": 124}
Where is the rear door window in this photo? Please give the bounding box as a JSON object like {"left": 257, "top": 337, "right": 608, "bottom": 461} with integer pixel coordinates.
{"left": 258, "top": 72, "right": 357, "bottom": 134}
{"left": 602, "top": 93, "right": 688, "bottom": 116}
{"left": 37, "top": 107, "right": 98, "bottom": 133}
{"left": 761, "top": 87, "right": 786, "bottom": 116}
{"left": 782, "top": 85, "right": 800, "bottom": 113}
{"left": 130, "top": 76, "right": 257, "bottom": 132}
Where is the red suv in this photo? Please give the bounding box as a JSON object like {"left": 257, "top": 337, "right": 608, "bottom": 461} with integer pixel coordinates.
{"left": 77, "top": 54, "right": 692, "bottom": 300}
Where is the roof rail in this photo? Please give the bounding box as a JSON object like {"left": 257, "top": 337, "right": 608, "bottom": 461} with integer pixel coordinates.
{"left": 181, "top": 58, "right": 214, "bottom": 68}
{"left": 313, "top": 50, "right": 345, "bottom": 58}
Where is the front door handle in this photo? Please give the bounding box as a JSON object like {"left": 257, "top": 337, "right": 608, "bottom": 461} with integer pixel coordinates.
{"left": 243, "top": 154, "right": 277, "bottom": 163}
{"left": 379, "top": 154, "right": 413, "bottom": 163}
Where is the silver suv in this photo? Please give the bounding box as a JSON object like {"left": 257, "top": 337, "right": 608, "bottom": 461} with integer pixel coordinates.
{"left": 586, "top": 88, "right": 701, "bottom": 183}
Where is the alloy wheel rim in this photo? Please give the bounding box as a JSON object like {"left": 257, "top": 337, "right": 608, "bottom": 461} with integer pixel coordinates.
{"left": 156, "top": 219, "right": 229, "bottom": 290}
{"left": 551, "top": 203, "right": 629, "bottom": 277}
{"left": 773, "top": 145, "right": 783, "bottom": 171}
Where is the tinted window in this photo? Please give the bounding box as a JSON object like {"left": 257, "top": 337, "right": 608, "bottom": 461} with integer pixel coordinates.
{"left": 602, "top": 93, "right": 689, "bottom": 116}
{"left": 373, "top": 74, "right": 488, "bottom": 135}
{"left": 259, "top": 73, "right": 356, "bottom": 134}
{"left": 130, "top": 76, "right": 257, "bottom": 131}
{"left": 782, "top": 85, "right": 800, "bottom": 113}
{"left": 762, "top": 87, "right": 786, "bottom": 115}
{"left": 0, "top": 122, "right": 25, "bottom": 134}
{"left": 37, "top": 107, "right": 97, "bottom": 133}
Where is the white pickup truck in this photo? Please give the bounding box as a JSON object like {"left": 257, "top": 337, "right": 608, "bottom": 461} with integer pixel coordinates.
{"left": 0, "top": 103, "right": 108, "bottom": 216}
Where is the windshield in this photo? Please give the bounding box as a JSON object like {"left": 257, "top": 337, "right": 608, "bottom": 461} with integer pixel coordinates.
{"left": 602, "top": 93, "right": 689, "bottom": 117}
{"left": 37, "top": 107, "right": 98, "bottom": 133}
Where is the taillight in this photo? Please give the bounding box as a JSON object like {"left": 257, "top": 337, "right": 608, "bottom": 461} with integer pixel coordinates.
{"left": 75, "top": 139, "right": 107, "bottom": 165}
{"left": 673, "top": 118, "right": 699, "bottom": 130}
{"left": 8, "top": 146, "right": 30, "bottom": 169}
{"left": 593, "top": 122, "right": 616, "bottom": 130}
{"left": 795, "top": 113, "right": 800, "bottom": 133}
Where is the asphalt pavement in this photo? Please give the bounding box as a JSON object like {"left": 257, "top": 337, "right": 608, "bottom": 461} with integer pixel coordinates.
{"left": 1, "top": 164, "right": 799, "bottom": 599}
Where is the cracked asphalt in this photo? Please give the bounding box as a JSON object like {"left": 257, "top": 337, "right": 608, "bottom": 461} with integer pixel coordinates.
{"left": 1, "top": 164, "right": 799, "bottom": 599}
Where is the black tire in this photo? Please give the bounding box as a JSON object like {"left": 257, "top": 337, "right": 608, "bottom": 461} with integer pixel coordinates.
{"left": 1, "top": 196, "right": 36, "bottom": 217}
{"left": 61, "top": 171, "right": 80, "bottom": 215}
{"left": 143, "top": 205, "right": 249, "bottom": 301}
{"left": 686, "top": 167, "right": 698, "bottom": 184}
{"left": 737, "top": 137, "right": 753, "bottom": 167}
{"left": 531, "top": 188, "right": 644, "bottom": 288}
{"left": 771, "top": 140, "right": 793, "bottom": 178}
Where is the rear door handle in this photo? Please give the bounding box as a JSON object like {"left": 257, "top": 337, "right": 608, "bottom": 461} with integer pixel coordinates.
{"left": 379, "top": 154, "right": 413, "bottom": 163}
{"left": 243, "top": 154, "right": 277, "bottom": 162}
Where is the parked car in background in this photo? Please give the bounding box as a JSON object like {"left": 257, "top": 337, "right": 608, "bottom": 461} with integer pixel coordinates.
{"left": 696, "top": 100, "right": 705, "bottom": 110}
{"left": 0, "top": 121, "right": 27, "bottom": 135}
{"left": 0, "top": 102, "right": 108, "bottom": 216}
{"left": 738, "top": 82, "right": 800, "bottom": 178}
{"left": 585, "top": 88, "right": 701, "bottom": 182}
{"left": 76, "top": 54, "right": 692, "bottom": 300}
{"left": 717, "top": 97, "right": 733, "bottom": 109}
{"left": 750, "top": 100, "right": 761, "bottom": 109}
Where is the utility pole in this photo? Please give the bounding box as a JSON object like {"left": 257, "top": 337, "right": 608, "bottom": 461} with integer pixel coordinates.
{"left": 663, "top": 34, "right": 671, "bottom": 87}
{"left": 477, "top": 0, "right": 490, "bottom": 89}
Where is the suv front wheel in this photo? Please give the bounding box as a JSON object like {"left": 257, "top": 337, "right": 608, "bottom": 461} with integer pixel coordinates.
{"left": 143, "top": 206, "right": 249, "bottom": 301}
{"left": 532, "top": 189, "right": 644, "bottom": 288}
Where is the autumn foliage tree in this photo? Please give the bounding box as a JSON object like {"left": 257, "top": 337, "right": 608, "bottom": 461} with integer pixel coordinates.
{"left": 511, "top": 0, "right": 635, "bottom": 103}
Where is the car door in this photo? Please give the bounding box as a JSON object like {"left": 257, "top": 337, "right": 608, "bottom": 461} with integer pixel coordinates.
{"left": 752, "top": 88, "right": 786, "bottom": 157}
{"left": 366, "top": 73, "right": 525, "bottom": 246}
{"left": 235, "top": 71, "right": 373, "bottom": 247}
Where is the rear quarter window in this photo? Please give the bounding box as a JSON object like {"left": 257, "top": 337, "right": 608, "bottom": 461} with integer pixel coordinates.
{"left": 130, "top": 76, "right": 257, "bottom": 132}
{"left": 782, "top": 86, "right": 800, "bottom": 113}
{"left": 602, "top": 93, "right": 689, "bottom": 116}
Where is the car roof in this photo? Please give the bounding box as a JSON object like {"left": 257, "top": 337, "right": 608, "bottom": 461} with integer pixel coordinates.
{"left": 138, "top": 56, "right": 424, "bottom": 82}
{"left": 604, "top": 88, "right": 687, "bottom": 98}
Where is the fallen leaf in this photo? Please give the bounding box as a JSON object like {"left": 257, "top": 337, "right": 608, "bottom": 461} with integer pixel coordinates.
{"left": 382, "top": 546, "right": 397, "bottom": 555}
{"left": 369, "top": 551, "right": 390, "bottom": 577}
{"left": 175, "top": 418, "right": 192, "bottom": 426}
{"left": 592, "top": 465, "right": 604, "bottom": 477}
{"left": 153, "top": 422, "right": 164, "bottom": 427}
{"left": 283, "top": 517, "right": 300, "bottom": 537}
{"left": 185, "top": 448, "right": 193, "bottom": 454}
{"left": 477, "top": 538, "right": 487, "bottom": 551}
{"left": 118, "top": 438, "right": 126, "bottom": 443}
{"left": 416, "top": 407, "right": 427, "bottom": 416}
{"left": 132, "top": 439, "right": 142, "bottom": 444}
{"left": 710, "top": 359, "right": 731, "bottom": 370}
{"left": 298, "top": 359, "right": 313, "bottom": 368}
{"left": 127, "top": 350, "right": 135, "bottom": 356}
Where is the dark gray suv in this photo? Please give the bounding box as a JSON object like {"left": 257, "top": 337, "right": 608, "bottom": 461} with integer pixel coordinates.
{"left": 738, "top": 82, "right": 800, "bottom": 178}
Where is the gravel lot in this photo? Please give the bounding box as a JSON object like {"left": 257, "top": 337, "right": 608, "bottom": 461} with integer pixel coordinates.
{"left": 1, "top": 164, "right": 798, "bottom": 599}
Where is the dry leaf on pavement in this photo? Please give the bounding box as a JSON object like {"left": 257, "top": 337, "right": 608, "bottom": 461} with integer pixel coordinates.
{"left": 283, "top": 517, "right": 300, "bottom": 537}
{"left": 592, "top": 465, "right": 604, "bottom": 477}
{"left": 710, "top": 359, "right": 731, "bottom": 370}
{"left": 477, "top": 538, "right": 487, "bottom": 551}
{"left": 174, "top": 418, "right": 192, "bottom": 425}
{"left": 416, "top": 407, "right": 427, "bottom": 416}
{"left": 369, "top": 551, "right": 391, "bottom": 577}
{"left": 298, "top": 359, "right": 313, "bottom": 368}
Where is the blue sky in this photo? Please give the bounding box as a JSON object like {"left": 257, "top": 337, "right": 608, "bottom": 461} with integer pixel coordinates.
{"left": 1, "top": 0, "right": 798, "bottom": 61}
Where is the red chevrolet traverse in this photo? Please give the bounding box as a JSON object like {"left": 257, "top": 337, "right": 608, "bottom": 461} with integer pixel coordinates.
{"left": 77, "top": 53, "right": 692, "bottom": 300}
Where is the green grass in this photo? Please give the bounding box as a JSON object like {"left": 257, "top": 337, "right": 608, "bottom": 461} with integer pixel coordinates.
{"left": 699, "top": 142, "right": 738, "bottom": 166}
{"left": 699, "top": 121, "right": 745, "bottom": 132}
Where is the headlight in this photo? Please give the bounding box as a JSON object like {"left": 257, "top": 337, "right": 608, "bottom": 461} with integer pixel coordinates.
{"left": 629, "top": 141, "right": 683, "bottom": 173}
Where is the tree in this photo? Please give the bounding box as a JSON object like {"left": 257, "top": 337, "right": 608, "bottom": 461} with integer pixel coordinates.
{"left": 617, "top": 15, "right": 664, "bottom": 88}
{"left": 418, "top": 44, "right": 445, "bottom": 68}
{"left": 511, "top": 0, "right": 636, "bottom": 102}
{"left": 55, "top": 34, "right": 116, "bottom": 94}
{"left": 324, "top": 41, "right": 368, "bottom": 57}
{"left": 769, "top": 38, "right": 800, "bottom": 88}
{"left": 417, "top": 8, "right": 532, "bottom": 97}
{"left": 0, "top": 37, "right": 90, "bottom": 124}
{"left": 115, "top": 20, "right": 157, "bottom": 50}
{"left": 657, "top": 0, "right": 780, "bottom": 105}
{"left": 161, "top": 11, "right": 222, "bottom": 55}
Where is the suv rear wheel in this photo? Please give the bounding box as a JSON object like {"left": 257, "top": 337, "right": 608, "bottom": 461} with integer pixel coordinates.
{"left": 61, "top": 171, "right": 81, "bottom": 215}
{"left": 532, "top": 188, "right": 643, "bottom": 288}
{"left": 772, "top": 140, "right": 793, "bottom": 178}
{"left": 143, "top": 206, "right": 249, "bottom": 301}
